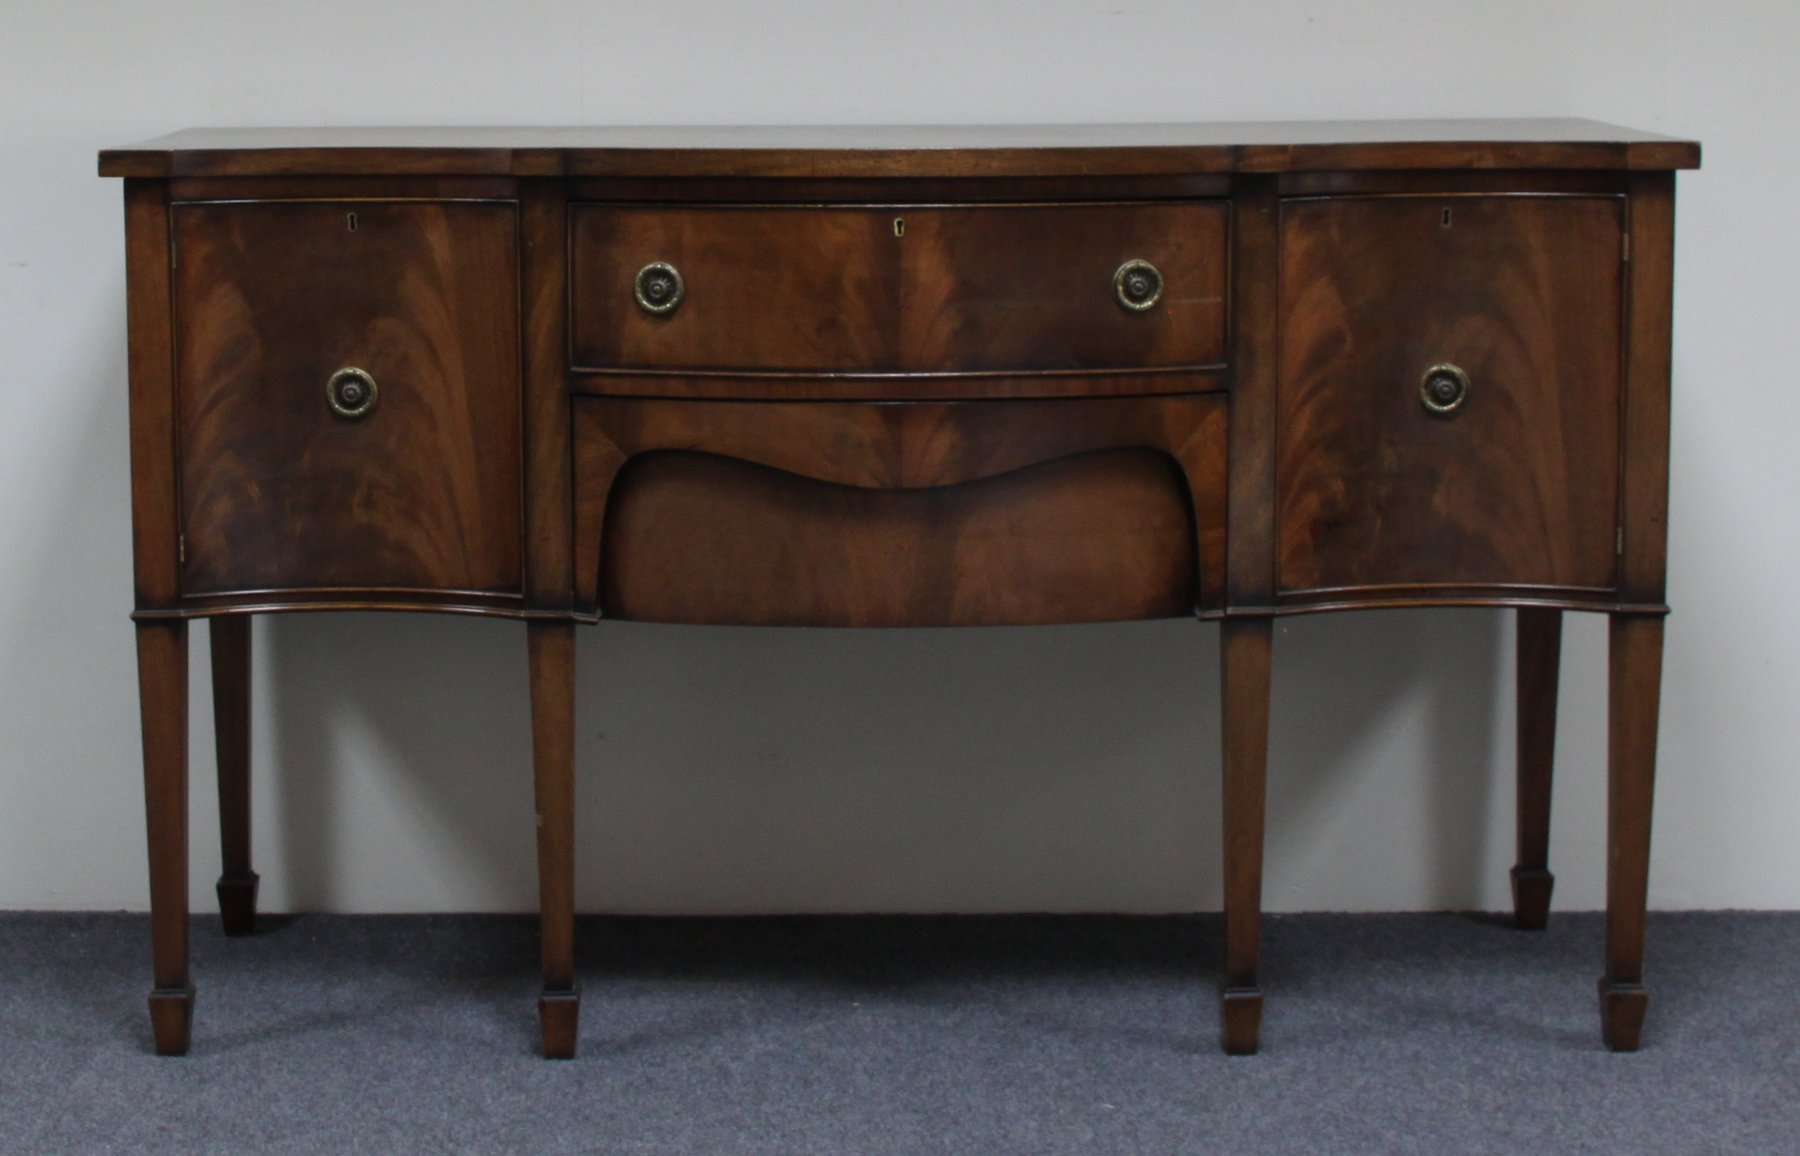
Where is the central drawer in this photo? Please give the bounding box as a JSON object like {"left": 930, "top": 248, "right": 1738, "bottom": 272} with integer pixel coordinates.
{"left": 569, "top": 201, "right": 1227, "bottom": 374}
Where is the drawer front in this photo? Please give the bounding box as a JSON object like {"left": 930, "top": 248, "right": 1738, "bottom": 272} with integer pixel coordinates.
{"left": 900, "top": 203, "right": 1227, "bottom": 372}
{"left": 570, "top": 201, "right": 1226, "bottom": 374}
{"left": 573, "top": 394, "right": 1228, "bottom": 626}
{"left": 1275, "top": 194, "right": 1624, "bottom": 597}
{"left": 172, "top": 200, "right": 523, "bottom": 597}
{"left": 572, "top": 206, "right": 896, "bottom": 371}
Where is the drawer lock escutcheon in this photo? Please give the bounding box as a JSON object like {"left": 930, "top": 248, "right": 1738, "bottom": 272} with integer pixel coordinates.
{"left": 1420, "top": 363, "right": 1471, "bottom": 416}
{"left": 634, "top": 262, "right": 685, "bottom": 316}
{"left": 326, "top": 366, "right": 379, "bottom": 420}
{"left": 1113, "top": 259, "right": 1164, "bottom": 312}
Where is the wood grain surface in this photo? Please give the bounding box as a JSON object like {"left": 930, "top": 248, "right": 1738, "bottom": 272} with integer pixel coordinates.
{"left": 172, "top": 200, "right": 525, "bottom": 597}
{"left": 573, "top": 395, "right": 1227, "bottom": 625}
{"left": 1275, "top": 194, "right": 1625, "bottom": 598}
{"left": 99, "top": 120, "right": 1701, "bottom": 178}
{"left": 603, "top": 450, "right": 1194, "bottom": 626}
{"left": 571, "top": 202, "right": 1225, "bottom": 374}
{"left": 572, "top": 206, "right": 896, "bottom": 371}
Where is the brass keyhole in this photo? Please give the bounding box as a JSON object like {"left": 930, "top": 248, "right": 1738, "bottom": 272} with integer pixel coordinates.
{"left": 893, "top": 217, "right": 906, "bottom": 238}
{"left": 347, "top": 212, "right": 358, "bottom": 232}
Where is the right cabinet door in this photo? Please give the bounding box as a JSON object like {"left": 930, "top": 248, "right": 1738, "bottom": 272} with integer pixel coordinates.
{"left": 1275, "top": 194, "right": 1625, "bottom": 600}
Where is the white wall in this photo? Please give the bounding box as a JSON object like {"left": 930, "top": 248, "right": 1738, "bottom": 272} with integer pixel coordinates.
{"left": 2, "top": 1, "right": 1793, "bottom": 915}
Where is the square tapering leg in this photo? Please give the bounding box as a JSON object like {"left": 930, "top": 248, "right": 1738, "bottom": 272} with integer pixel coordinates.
{"left": 1600, "top": 613, "right": 1664, "bottom": 1051}
{"left": 1220, "top": 617, "right": 1273, "bottom": 1055}
{"left": 1513, "top": 607, "right": 1562, "bottom": 930}
{"left": 210, "top": 615, "right": 259, "bottom": 937}
{"left": 137, "top": 620, "right": 193, "bottom": 1056}
{"left": 528, "top": 621, "right": 579, "bottom": 1058}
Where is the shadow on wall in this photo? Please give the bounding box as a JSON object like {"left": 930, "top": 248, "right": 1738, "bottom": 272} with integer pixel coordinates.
{"left": 255, "top": 606, "right": 1508, "bottom": 915}
{"left": 264, "top": 612, "right": 536, "bottom": 913}
{"left": 1265, "top": 610, "right": 1505, "bottom": 913}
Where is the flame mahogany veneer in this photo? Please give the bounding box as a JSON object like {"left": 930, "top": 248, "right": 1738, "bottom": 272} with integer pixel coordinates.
{"left": 102, "top": 121, "right": 1698, "bottom": 1059}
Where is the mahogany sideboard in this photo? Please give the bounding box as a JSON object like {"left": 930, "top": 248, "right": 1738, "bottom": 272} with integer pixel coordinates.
{"left": 100, "top": 120, "right": 1699, "bottom": 1059}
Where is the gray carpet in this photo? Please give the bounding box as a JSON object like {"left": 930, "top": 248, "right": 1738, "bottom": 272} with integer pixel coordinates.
{"left": 2, "top": 912, "right": 1797, "bottom": 1154}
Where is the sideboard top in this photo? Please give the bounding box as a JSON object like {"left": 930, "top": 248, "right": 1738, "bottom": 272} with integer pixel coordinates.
{"left": 99, "top": 119, "right": 1699, "bottom": 179}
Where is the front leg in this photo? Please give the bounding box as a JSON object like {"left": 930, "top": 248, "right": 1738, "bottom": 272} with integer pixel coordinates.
{"left": 1220, "top": 616, "right": 1273, "bottom": 1055}
{"left": 528, "top": 621, "right": 579, "bottom": 1058}
{"left": 137, "top": 620, "right": 194, "bottom": 1055}
{"left": 1600, "top": 612, "right": 1664, "bottom": 1051}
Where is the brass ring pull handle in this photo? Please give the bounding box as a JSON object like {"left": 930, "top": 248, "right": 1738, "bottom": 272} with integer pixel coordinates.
{"left": 326, "top": 367, "right": 378, "bottom": 420}
{"left": 1113, "top": 259, "right": 1164, "bottom": 312}
{"left": 1420, "top": 363, "right": 1471, "bottom": 416}
{"left": 634, "top": 262, "right": 685, "bottom": 315}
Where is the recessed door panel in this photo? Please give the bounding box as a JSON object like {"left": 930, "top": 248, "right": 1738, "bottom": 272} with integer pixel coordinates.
{"left": 173, "top": 200, "right": 523, "bottom": 596}
{"left": 1276, "top": 194, "right": 1624, "bottom": 597}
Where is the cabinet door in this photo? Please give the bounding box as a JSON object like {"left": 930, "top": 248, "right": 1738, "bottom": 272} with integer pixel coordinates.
{"left": 1275, "top": 194, "right": 1624, "bottom": 598}
{"left": 172, "top": 201, "right": 522, "bottom": 597}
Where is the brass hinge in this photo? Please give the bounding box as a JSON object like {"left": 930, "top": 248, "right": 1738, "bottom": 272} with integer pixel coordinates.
{"left": 1616, "top": 527, "right": 1625, "bottom": 555}
{"left": 178, "top": 533, "right": 186, "bottom": 564}
{"left": 1622, "top": 233, "right": 1631, "bottom": 263}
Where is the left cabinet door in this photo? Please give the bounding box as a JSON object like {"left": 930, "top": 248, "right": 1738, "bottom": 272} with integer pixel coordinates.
{"left": 172, "top": 200, "right": 523, "bottom": 599}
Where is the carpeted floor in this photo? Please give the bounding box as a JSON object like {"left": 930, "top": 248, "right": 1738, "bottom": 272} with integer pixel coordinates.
{"left": 2, "top": 911, "right": 1796, "bottom": 1154}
